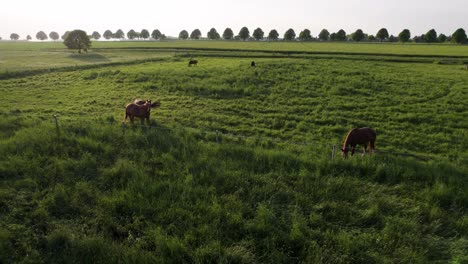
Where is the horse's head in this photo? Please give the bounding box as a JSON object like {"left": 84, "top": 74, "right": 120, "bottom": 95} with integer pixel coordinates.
{"left": 341, "top": 147, "right": 349, "bottom": 159}
{"left": 144, "top": 100, "right": 152, "bottom": 111}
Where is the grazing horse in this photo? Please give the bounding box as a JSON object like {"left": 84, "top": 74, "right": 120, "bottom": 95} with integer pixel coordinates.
{"left": 188, "top": 59, "right": 198, "bottom": 66}
{"left": 125, "top": 100, "right": 152, "bottom": 123}
{"left": 341, "top": 127, "right": 376, "bottom": 159}
{"left": 251, "top": 61, "right": 256, "bottom": 67}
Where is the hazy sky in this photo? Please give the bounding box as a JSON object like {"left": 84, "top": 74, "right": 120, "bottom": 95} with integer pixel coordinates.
{"left": 1, "top": 0, "right": 467, "bottom": 39}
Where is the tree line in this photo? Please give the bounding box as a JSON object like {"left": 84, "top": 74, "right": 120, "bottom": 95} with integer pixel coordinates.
{"left": 3, "top": 27, "right": 467, "bottom": 44}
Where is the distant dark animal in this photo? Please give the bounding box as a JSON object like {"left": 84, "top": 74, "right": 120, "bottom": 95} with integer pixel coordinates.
{"left": 341, "top": 127, "right": 376, "bottom": 159}
{"left": 251, "top": 61, "right": 256, "bottom": 67}
{"left": 188, "top": 59, "right": 198, "bottom": 66}
{"left": 134, "top": 99, "right": 161, "bottom": 108}
{"left": 125, "top": 100, "right": 152, "bottom": 123}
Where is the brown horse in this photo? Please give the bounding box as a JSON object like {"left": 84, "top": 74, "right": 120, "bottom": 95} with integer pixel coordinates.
{"left": 188, "top": 59, "right": 198, "bottom": 66}
{"left": 341, "top": 127, "right": 376, "bottom": 159}
{"left": 125, "top": 100, "right": 152, "bottom": 123}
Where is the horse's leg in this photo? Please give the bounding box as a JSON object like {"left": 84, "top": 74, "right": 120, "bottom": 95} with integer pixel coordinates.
{"left": 351, "top": 145, "right": 356, "bottom": 156}
{"left": 130, "top": 116, "right": 134, "bottom": 123}
{"left": 361, "top": 144, "right": 367, "bottom": 156}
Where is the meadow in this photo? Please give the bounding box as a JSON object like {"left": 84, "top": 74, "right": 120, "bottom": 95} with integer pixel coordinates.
{"left": 1, "top": 41, "right": 468, "bottom": 73}
{"left": 0, "top": 41, "right": 467, "bottom": 263}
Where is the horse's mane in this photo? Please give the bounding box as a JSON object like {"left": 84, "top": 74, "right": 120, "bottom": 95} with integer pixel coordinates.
{"left": 342, "top": 128, "right": 357, "bottom": 149}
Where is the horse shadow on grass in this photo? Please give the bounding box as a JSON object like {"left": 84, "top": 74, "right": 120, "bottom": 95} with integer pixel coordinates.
{"left": 121, "top": 120, "right": 199, "bottom": 153}
{"left": 68, "top": 53, "right": 111, "bottom": 62}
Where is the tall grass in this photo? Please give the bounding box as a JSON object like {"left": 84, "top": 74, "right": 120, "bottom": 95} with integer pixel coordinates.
{"left": 0, "top": 118, "right": 466, "bottom": 263}
{"left": 1, "top": 58, "right": 466, "bottom": 161}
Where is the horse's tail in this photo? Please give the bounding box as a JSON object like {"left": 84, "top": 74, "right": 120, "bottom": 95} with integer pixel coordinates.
{"left": 124, "top": 105, "right": 129, "bottom": 121}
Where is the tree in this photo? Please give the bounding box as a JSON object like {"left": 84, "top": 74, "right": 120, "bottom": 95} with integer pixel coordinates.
{"left": 331, "top": 29, "right": 347, "bottom": 41}
{"left": 388, "top": 35, "right": 398, "bottom": 42}
{"left": 127, "top": 29, "right": 137, "bottom": 40}
{"left": 27, "top": 35, "right": 32, "bottom": 41}
{"left": 222, "top": 28, "right": 234, "bottom": 40}
{"left": 398, "top": 29, "right": 411, "bottom": 42}
{"left": 438, "top": 34, "right": 447, "bottom": 43}
{"left": 114, "top": 29, "right": 125, "bottom": 39}
{"left": 238, "top": 27, "right": 250, "bottom": 41}
{"left": 318, "top": 29, "right": 330, "bottom": 41}
{"left": 36, "top": 31, "right": 48, "bottom": 41}
{"left": 351, "top": 29, "right": 365, "bottom": 41}
{"left": 49, "top": 31, "right": 59, "bottom": 41}
{"left": 61, "top": 31, "right": 70, "bottom": 40}
{"left": 338, "top": 29, "right": 347, "bottom": 41}
{"left": 179, "top": 30, "right": 188, "bottom": 40}
{"left": 368, "top": 35, "right": 376, "bottom": 41}
{"left": 376, "top": 28, "right": 389, "bottom": 41}
{"left": 151, "top": 29, "right": 162, "bottom": 40}
{"left": 10, "top": 33, "right": 19, "bottom": 40}
{"left": 268, "top": 30, "right": 279, "bottom": 41}
{"left": 91, "top": 31, "right": 101, "bottom": 40}
{"left": 298, "top": 29, "right": 312, "bottom": 41}
{"left": 102, "top": 30, "right": 112, "bottom": 40}
{"left": 140, "top": 29, "right": 149, "bottom": 39}
{"left": 413, "top": 35, "right": 424, "bottom": 43}
{"left": 252, "top": 28, "right": 264, "bottom": 40}
{"left": 63, "top": 29, "right": 91, "bottom": 53}
{"left": 284, "top": 28, "right": 296, "bottom": 40}
{"left": 207, "top": 28, "right": 220, "bottom": 40}
{"left": 424, "top": 29, "right": 437, "bottom": 43}
{"left": 190, "top": 29, "right": 201, "bottom": 39}
{"left": 451, "top": 28, "right": 467, "bottom": 44}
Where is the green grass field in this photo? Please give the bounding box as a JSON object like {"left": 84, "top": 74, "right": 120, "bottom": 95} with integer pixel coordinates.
{"left": 0, "top": 41, "right": 467, "bottom": 263}
{"left": 2, "top": 41, "right": 468, "bottom": 72}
